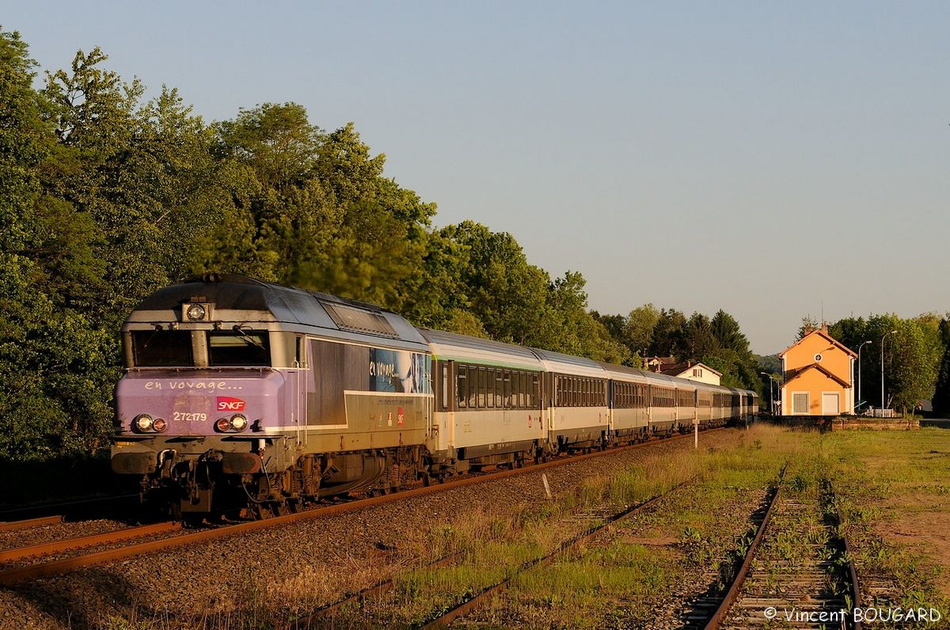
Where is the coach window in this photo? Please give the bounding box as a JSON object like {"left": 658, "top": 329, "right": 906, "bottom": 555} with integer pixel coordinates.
{"left": 471, "top": 367, "right": 479, "bottom": 408}
{"left": 474, "top": 368, "right": 482, "bottom": 408}
{"left": 441, "top": 363, "right": 449, "bottom": 410}
{"left": 457, "top": 366, "right": 467, "bottom": 409}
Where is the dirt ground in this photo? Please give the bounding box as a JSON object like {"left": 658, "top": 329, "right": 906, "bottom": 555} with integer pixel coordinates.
{"left": 877, "top": 488, "right": 950, "bottom": 599}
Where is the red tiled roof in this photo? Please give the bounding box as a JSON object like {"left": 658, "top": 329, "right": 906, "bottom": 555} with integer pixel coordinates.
{"left": 778, "top": 329, "right": 858, "bottom": 359}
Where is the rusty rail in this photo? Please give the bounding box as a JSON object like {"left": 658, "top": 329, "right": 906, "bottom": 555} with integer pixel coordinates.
{"left": 419, "top": 479, "right": 693, "bottom": 629}
{"left": 704, "top": 464, "right": 787, "bottom": 630}
{"left": 0, "top": 522, "right": 180, "bottom": 563}
{"left": 0, "top": 515, "right": 64, "bottom": 533}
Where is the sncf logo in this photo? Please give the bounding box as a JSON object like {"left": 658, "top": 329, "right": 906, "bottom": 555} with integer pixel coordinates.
{"left": 216, "top": 396, "right": 246, "bottom": 412}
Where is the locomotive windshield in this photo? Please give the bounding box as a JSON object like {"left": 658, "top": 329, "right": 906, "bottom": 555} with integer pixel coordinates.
{"left": 208, "top": 331, "right": 270, "bottom": 366}
{"left": 132, "top": 330, "right": 192, "bottom": 366}
{"left": 131, "top": 330, "right": 271, "bottom": 367}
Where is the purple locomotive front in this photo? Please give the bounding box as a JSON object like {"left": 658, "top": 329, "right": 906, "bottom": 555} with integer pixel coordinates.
{"left": 111, "top": 274, "right": 434, "bottom": 520}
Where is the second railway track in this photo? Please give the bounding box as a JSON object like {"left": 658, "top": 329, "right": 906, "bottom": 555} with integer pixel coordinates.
{"left": 694, "top": 466, "right": 863, "bottom": 630}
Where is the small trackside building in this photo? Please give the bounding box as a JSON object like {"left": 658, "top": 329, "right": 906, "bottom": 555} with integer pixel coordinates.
{"left": 778, "top": 325, "right": 857, "bottom": 416}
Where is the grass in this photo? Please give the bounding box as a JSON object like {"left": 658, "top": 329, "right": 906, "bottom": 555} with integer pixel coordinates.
{"left": 50, "top": 425, "right": 950, "bottom": 629}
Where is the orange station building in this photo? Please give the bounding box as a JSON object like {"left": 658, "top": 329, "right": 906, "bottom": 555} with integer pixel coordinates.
{"left": 778, "top": 326, "right": 857, "bottom": 416}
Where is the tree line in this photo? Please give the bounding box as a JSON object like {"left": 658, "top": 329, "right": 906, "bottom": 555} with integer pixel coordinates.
{"left": 819, "top": 314, "right": 950, "bottom": 414}
{"left": 0, "top": 30, "right": 764, "bottom": 462}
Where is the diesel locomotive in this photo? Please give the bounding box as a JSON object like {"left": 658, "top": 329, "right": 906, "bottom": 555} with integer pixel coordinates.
{"left": 111, "top": 274, "right": 757, "bottom": 519}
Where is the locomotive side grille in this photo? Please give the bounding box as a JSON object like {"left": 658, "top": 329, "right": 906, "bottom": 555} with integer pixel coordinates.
{"left": 323, "top": 303, "right": 399, "bottom": 339}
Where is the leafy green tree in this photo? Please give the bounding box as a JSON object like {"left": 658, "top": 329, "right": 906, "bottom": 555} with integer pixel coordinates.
{"left": 201, "top": 102, "right": 333, "bottom": 283}
{"left": 932, "top": 318, "right": 950, "bottom": 415}
{"left": 683, "top": 312, "right": 719, "bottom": 361}
{"left": 437, "top": 221, "right": 551, "bottom": 346}
{"left": 830, "top": 314, "right": 942, "bottom": 411}
{"left": 624, "top": 304, "right": 660, "bottom": 358}
{"left": 0, "top": 32, "right": 116, "bottom": 460}
{"left": 711, "top": 310, "right": 750, "bottom": 356}
{"left": 650, "top": 309, "right": 687, "bottom": 358}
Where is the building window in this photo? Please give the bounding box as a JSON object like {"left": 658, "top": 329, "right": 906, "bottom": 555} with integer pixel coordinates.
{"left": 792, "top": 392, "right": 809, "bottom": 414}
{"left": 814, "top": 353, "right": 823, "bottom": 362}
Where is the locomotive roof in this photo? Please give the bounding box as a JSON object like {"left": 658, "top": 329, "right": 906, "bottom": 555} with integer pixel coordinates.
{"left": 127, "top": 274, "right": 430, "bottom": 351}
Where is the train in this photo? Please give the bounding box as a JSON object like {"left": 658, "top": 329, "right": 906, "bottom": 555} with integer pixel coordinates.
{"left": 111, "top": 274, "right": 757, "bottom": 520}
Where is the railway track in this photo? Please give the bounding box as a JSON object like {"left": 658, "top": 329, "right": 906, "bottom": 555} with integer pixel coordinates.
{"left": 409, "top": 478, "right": 694, "bottom": 629}
{"left": 0, "top": 430, "right": 713, "bottom": 587}
{"left": 0, "top": 493, "right": 139, "bottom": 527}
{"left": 688, "top": 468, "right": 863, "bottom": 630}
{"left": 0, "top": 522, "right": 181, "bottom": 565}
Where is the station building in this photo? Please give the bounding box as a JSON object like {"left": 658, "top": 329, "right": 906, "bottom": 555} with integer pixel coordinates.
{"left": 778, "top": 325, "right": 856, "bottom": 416}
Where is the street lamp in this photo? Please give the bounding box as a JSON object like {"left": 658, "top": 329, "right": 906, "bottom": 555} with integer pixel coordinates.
{"left": 857, "top": 340, "right": 872, "bottom": 412}
{"left": 760, "top": 372, "right": 777, "bottom": 415}
{"left": 880, "top": 330, "right": 898, "bottom": 417}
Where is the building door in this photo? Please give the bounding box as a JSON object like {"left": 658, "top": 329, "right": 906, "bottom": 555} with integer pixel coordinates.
{"left": 822, "top": 392, "right": 839, "bottom": 415}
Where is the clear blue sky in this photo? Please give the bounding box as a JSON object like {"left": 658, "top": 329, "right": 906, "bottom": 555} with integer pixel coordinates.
{"left": 6, "top": 1, "right": 949, "bottom": 354}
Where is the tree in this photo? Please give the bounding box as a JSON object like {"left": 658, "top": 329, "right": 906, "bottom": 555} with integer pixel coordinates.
{"left": 683, "top": 312, "right": 719, "bottom": 361}
{"left": 830, "top": 314, "right": 942, "bottom": 411}
{"left": 650, "top": 309, "right": 687, "bottom": 358}
{"left": 932, "top": 318, "right": 950, "bottom": 415}
{"left": 624, "top": 304, "right": 660, "bottom": 358}
{"left": 0, "top": 32, "right": 116, "bottom": 460}
{"left": 438, "top": 221, "right": 552, "bottom": 347}
{"left": 711, "top": 310, "right": 750, "bottom": 355}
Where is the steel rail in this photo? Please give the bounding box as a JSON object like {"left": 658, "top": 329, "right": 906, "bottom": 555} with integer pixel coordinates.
{"left": 0, "top": 494, "right": 139, "bottom": 524}
{"left": 703, "top": 463, "right": 788, "bottom": 630}
{"left": 419, "top": 478, "right": 694, "bottom": 629}
{"left": 0, "top": 522, "right": 180, "bottom": 563}
{"left": 0, "top": 515, "right": 64, "bottom": 533}
{"left": 835, "top": 493, "right": 863, "bottom": 630}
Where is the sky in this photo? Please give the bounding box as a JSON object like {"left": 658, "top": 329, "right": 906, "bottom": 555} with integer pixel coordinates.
{"left": 5, "top": 2, "right": 949, "bottom": 354}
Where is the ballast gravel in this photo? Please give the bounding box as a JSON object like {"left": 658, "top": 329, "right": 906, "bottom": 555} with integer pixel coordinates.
{"left": 0, "top": 429, "right": 742, "bottom": 629}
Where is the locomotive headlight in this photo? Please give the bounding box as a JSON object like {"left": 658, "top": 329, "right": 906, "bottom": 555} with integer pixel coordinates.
{"left": 134, "top": 414, "right": 154, "bottom": 432}
{"left": 152, "top": 418, "right": 168, "bottom": 432}
{"left": 229, "top": 414, "right": 248, "bottom": 431}
{"left": 215, "top": 417, "right": 231, "bottom": 432}
{"left": 186, "top": 303, "right": 206, "bottom": 321}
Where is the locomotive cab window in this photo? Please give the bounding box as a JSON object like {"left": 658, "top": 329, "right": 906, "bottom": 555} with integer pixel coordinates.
{"left": 130, "top": 330, "right": 271, "bottom": 367}
{"left": 131, "top": 330, "right": 193, "bottom": 367}
{"left": 209, "top": 331, "right": 270, "bottom": 366}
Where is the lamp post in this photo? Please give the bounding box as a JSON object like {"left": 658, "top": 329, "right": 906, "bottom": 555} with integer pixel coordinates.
{"left": 760, "top": 372, "right": 776, "bottom": 415}
{"left": 857, "top": 340, "right": 872, "bottom": 412}
{"left": 880, "top": 330, "right": 898, "bottom": 417}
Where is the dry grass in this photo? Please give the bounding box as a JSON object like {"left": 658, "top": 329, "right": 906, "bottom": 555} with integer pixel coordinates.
{"left": 83, "top": 425, "right": 950, "bottom": 629}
